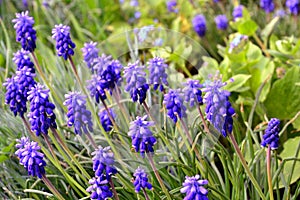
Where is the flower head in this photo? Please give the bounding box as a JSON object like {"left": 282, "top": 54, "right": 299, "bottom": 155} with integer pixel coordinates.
{"left": 183, "top": 79, "right": 203, "bottom": 107}
{"left": 133, "top": 167, "right": 152, "bottom": 193}
{"left": 4, "top": 77, "right": 28, "bottom": 117}
{"left": 13, "top": 49, "right": 35, "bottom": 72}
{"left": 92, "top": 146, "right": 118, "bottom": 180}
{"left": 87, "top": 75, "right": 107, "bottom": 103}
{"left": 180, "top": 175, "right": 209, "bottom": 200}
{"left": 261, "top": 118, "right": 280, "bottom": 149}
{"left": 215, "top": 15, "right": 228, "bottom": 30}
{"left": 15, "top": 137, "right": 46, "bottom": 178}
{"left": 98, "top": 59, "right": 123, "bottom": 90}
{"left": 232, "top": 5, "right": 243, "bottom": 20}
{"left": 52, "top": 24, "right": 76, "bottom": 60}
{"left": 166, "top": 0, "right": 178, "bottom": 13}
{"left": 99, "top": 108, "right": 115, "bottom": 132}
{"left": 130, "top": 0, "right": 139, "bottom": 6}
{"left": 93, "top": 54, "right": 112, "bottom": 74}
{"left": 27, "top": 84, "right": 57, "bottom": 136}
{"left": 192, "top": 14, "right": 207, "bottom": 37}
{"left": 64, "top": 92, "right": 93, "bottom": 135}
{"left": 15, "top": 66, "right": 36, "bottom": 97}
{"left": 87, "top": 175, "right": 113, "bottom": 200}
{"left": 203, "top": 79, "right": 235, "bottom": 137}
{"left": 124, "top": 61, "right": 149, "bottom": 104}
{"left": 286, "top": 0, "right": 300, "bottom": 15}
{"left": 81, "top": 42, "right": 99, "bottom": 70}
{"left": 147, "top": 57, "right": 168, "bottom": 91}
{"left": 260, "top": 0, "right": 275, "bottom": 13}
{"left": 163, "top": 89, "right": 186, "bottom": 123}
{"left": 275, "top": 9, "right": 286, "bottom": 18}
{"left": 12, "top": 11, "right": 36, "bottom": 52}
{"left": 128, "top": 115, "right": 156, "bottom": 157}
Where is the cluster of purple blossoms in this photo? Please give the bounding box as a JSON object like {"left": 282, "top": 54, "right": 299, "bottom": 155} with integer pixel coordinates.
{"left": 215, "top": 15, "right": 228, "bottom": 31}
{"left": 128, "top": 115, "right": 157, "bottom": 157}
{"left": 64, "top": 92, "right": 93, "bottom": 135}
{"left": 260, "top": 0, "right": 275, "bottom": 13}
{"left": 147, "top": 57, "right": 168, "bottom": 91}
{"left": 133, "top": 167, "right": 152, "bottom": 193}
{"left": 15, "top": 137, "right": 46, "bottom": 178}
{"left": 27, "top": 84, "right": 57, "bottom": 136}
{"left": 13, "top": 49, "right": 35, "bottom": 72}
{"left": 52, "top": 24, "right": 76, "bottom": 60}
{"left": 203, "top": 80, "right": 235, "bottom": 137}
{"left": 180, "top": 175, "right": 209, "bottom": 200}
{"left": 98, "top": 59, "right": 123, "bottom": 90}
{"left": 124, "top": 61, "right": 149, "bottom": 104}
{"left": 12, "top": 11, "right": 36, "bottom": 52}
{"left": 86, "top": 176, "right": 113, "bottom": 200}
{"left": 166, "top": 0, "right": 178, "bottom": 13}
{"left": 163, "top": 89, "right": 186, "bottom": 123}
{"left": 87, "top": 75, "right": 107, "bottom": 103}
{"left": 130, "top": 0, "right": 139, "bottom": 6}
{"left": 15, "top": 66, "right": 36, "bottom": 97}
{"left": 232, "top": 5, "right": 243, "bottom": 20}
{"left": 183, "top": 79, "right": 203, "bottom": 107}
{"left": 192, "top": 14, "right": 207, "bottom": 37}
{"left": 93, "top": 54, "right": 112, "bottom": 74}
{"left": 99, "top": 108, "right": 115, "bottom": 132}
{"left": 261, "top": 118, "right": 280, "bottom": 149}
{"left": 286, "top": 0, "right": 300, "bottom": 15}
{"left": 81, "top": 41, "right": 99, "bottom": 70}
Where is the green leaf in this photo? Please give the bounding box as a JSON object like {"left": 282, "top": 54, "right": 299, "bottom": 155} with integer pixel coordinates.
{"left": 237, "top": 20, "right": 258, "bottom": 36}
{"left": 198, "top": 56, "right": 219, "bottom": 79}
{"left": 223, "top": 74, "right": 251, "bottom": 92}
{"left": 265, "top": 66, "right": 300, "bottom": 119}
{"left": 0, "top": 154, "right": 8, "bottom": 163}
{"left": 261, "top": 17, "right": 280, "bottom": 43}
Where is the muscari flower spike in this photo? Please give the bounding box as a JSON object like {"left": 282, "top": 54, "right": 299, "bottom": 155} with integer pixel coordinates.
{"left": 215, "top": 15, "right": 228, "bottom": 31}
{"left": 92, "top": 146, "right": 118, "bottom": 181}
{"left": 183, "top": 79, "right": 203, "bottom": 107}
{"left": 12, "top": 11, "right": 36, "bottom": 52}
{"left": 99, "top": 108, "right": 115, "bottom": 132}
{"left": 166, "top": 0, "right": 178, "bottom": 13}
{"left": 27, "top": 83, "right": 57, "bottom": 136}
{"left": 52, "top": 24, "right": 76, "bottom": 60}
{"left": 180, "top": 175, "right": 209, "bottom": 200}
{"left": 147, "top": 57, "right": 168, "bottom": 91}
{"left": 99, "top": 59, "right": 123, "bottom": 91}
{"left": 64, "top": 92, "right": 93, "bottom": 135}
{"left": 163, "top": 89, "right": 187, "bottom": 123}
{"left": 286, "top": 0, "right": 300, "bottom": 15}
{"left": 81, "top": 41, "right": 99, "bottom": 70}
{"left": 4, "top": 77, "right": 27, "bottom": 117}
{"left": 15, "top": 137, "right": 46, "bottom": 178}
{"left": 124, "top": 61, "right": 149, "bottom": 104}
{"left": 13, "top": 49, "right": 35, "bottom": 72}
{"left": 133, "top": 167, "right": 152, "bottom": 193}
{"left": 192, "top": 14, "right": 207, "bottom": 37}
{"left": 260, "top": 0, "right": 275, "bottom": 13}
{"left": 87, "top": 175, "right": 113, "bottom": 200}
{"left": 232, "top": 5, "right": 243, "bottom": 20}
{"left": 130, "top": 0, "right": 139, "bottom": 6}
{"left": 15, "top": 66, "right": 36, "bottom": 97}
{"left": 93, "top": 54, "right": 112, "bottom": 74}
{"left": 87, "top": 75, "right": 107, "bottom": 103}
{"left": 261, "top": 118, "right": 280, "bottom": 149}
{"left": 128, "top": 115, "right": 157, "bottom": 157}
{"left": 203, "top": 79, "right": 235, "bottom": 137}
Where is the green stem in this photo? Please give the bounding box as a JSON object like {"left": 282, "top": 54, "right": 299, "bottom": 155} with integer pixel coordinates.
{"left": 142, "top": 188, "right": 150, "bottom": 200}
{"left": 86, "top": 132, "right": 97, "bottom": 149}
{"left": 253, "top": 33, "right": 270, "bottom": 57}
{"left": 42, "top": 174, "right": 65, "bottom": 200}
{"left": 267, "top": 146, "right": 274, "bottom": 200}
{"left": 228, "top": 133, "right": 266, "bottom": 200}
{"left": 197, "top": 104, "right": 210, "bottom": 133}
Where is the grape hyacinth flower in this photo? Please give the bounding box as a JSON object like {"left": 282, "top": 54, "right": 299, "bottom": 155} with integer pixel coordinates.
{"left": 183, "top": 79, "right": 203, "bottom": 107}
{"left": 13, "top": 49, "right": 35, "bottom": 72}
{"left": 180, "top": 175, "right": 209, "bottom": 200}
{"left": 286, "top": 0, "right": 300, "bottom": 15}
{"left": 229, "top": 34, "right": 248, "bottom": 53}
{"left": 4, "top": 77, "right": 27, "bottom": 117}
{"left": 261, "top": 118, "right": 280, "bottom": 149}
{"left": 92, "top": 146, "right": 118, "bottom": 180}
{"left": 128, "top": 115, "right": 157, "bottom": 157}
{"left": 52, "top": 24, "right": 76, "bottom": 60}
{"left": 260, "top": 0, "right": 275, "bottom": 13}
{"left": 232, "top": 5, "right": 243, "bottom": 20}
{"left": 203, "top": 80, "right": 235, "bottom": 137}
{"left": 93, "top": 54, "right": 112, "bottom": 74}
{"left": 98, "top": 59, "right": 123, "bottom": 91}
{"left": 87, "top": 175, "right": 113, "bottom": 200}
{"left": 124, "top": 61, "right": 149, "bottom": 104}
{"left": 87, "top": 75, "right": 107, "bottom": 103}
{"left": 163, "top": 89, "right": 186, "bottom": 123}
{"left": 27, "top": 83, "right": 57, "bottom": 136}
{"left": 166, "top": 0, "right": 178, "bottom": 13}
{"left": 134, "top": 25, "right": 154, "bottom": 43}
{"left": 12, "top": 11, "right": 36, "bottom": 52}
{"left": 15, "top": 66, "right": 36, "bottom": 97}
{"left": 215, "top": 15, "right": 228, "bottom": 30}
{"left": 147, "top": 57, "right": 168, "bottom": 91}
{"left": 64, "top": 92, "right": 93, "bottom": 135}
{"left": 192, "top": 14, "right": 207, "bottom": 37}
{"left": 81, "top": 41, "right": 99, "bottom": 70}
{"left": 99, "top": 108, "right": 115, "bottom": 132}
{"left": 15, "top": 137, "right": 46, "bottom": 178}
{"left": 130, "top": 0, "right": 139, "bottom": 6}
{"left": 275, "top": 9, "right": 286, "bottom": 18}
{"left": 133, "top": 167, "right": 152, "bottom": 193}
{"left": 134, "top": 11, "right": 141, "bottom": 19}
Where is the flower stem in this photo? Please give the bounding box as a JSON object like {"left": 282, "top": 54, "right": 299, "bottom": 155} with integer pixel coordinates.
{"left": 147, "top": 153, "right": 172, "bottom": 200}
{"left": 267, "top": 146, "right": 274, "bottom": 200}
{"left": 197, "top": 104, "right": 210, "bottom": 133}
{"left": 109, "top": 179, "right": 120, "bottom": 200}
{"left": 86, "top": 132, "right": 97, "bottom": 149}
{"left": 41, "top": 174, "right": 65, "bottom": 200}
{"left": 253, "top": 33, "right": 270, "bottom": 57}
{"left": 142, "top": 188, "right": 150, "bottom": 200}
{"left": 228, "top": 133, "right": 266, "bottom": 200}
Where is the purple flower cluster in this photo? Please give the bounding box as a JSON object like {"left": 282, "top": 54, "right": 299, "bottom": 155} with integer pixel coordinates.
{"left": 87, "top": 175, "right": 113, "bottom": 200}
{"left": 133, "top": 167, "right": 152, "bottom": 193}
{"left": 163, "top": 89, "right": 186, "bottom": 123}
{"left": 64, "top": 92, "right": 93, "bottom": 135}
{"left": 128, "top": 115, "right": 157, "bottom": 157}
{"left": 15, "top": 137, "right": 46, "bottom": 178}
{"left": 192, "top": 15, "right": 207, "bottom": 37}
{"left": 27, "top": 84, "right": 57, "bottom": 136}
{"left": 12, "top": 11, "right": 36, "bottom": 52}
{"left": 183, "top": 79, "right": 203, "bottom": 107}
{"left": 166, "top": 0, "right": 178, "bottom": 13}
{"left": 87, "top": 75, "right": 107, "bottom": 103}
{"left": 81, "top": 41, "right": 99, "bottom": 70}
{"left": 52, "top": 24, "right": 76, "bottom": 60}
{"left": 180, "top": 175, "right": 209, "bottom": 200}
{"left": 15, "top": 66, "right": 36, "bottom": 97}
{"left": 286, "top": 0, "right": 300, "bottom": 15}
{"left": 260, "top": 0, "right": 275, "bottom": 13}
{"left": 147, "top": 57, "right": 168, "bottom": 91}
{"left": 93, "top": 54, "right": 112, "bottom": 74}
{"left": 13, "top": 49, "right": 35, "bottom": 72}
{"left": 215, "top": 15, "right": 228, "bottom": 31}
{"left": 99, "top": 108, "right": 115, "bottom": 132}
{"left": 232, "top": 5, "right": 243, "bottom": 20}
{"left": 98, "top": 59, "right": 123, "bottom": 90}
{"left": 261, "top": 118, "right": 280, "bottom": 149}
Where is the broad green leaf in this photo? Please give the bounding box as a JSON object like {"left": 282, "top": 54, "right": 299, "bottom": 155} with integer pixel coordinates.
{"left": 198, "top": 56, "right": 219, "bottom": 79}
{"left": 223, "top": 74, "right": 251, "bottom": 92}
{"left": 261, "top": 17, "right": 280, "bottom": 43}
{"left": 237, "top": 19, "right": 258, "bottom": 36}
{"left": 292, "top": 117, "right": 300, "bottom": 129}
